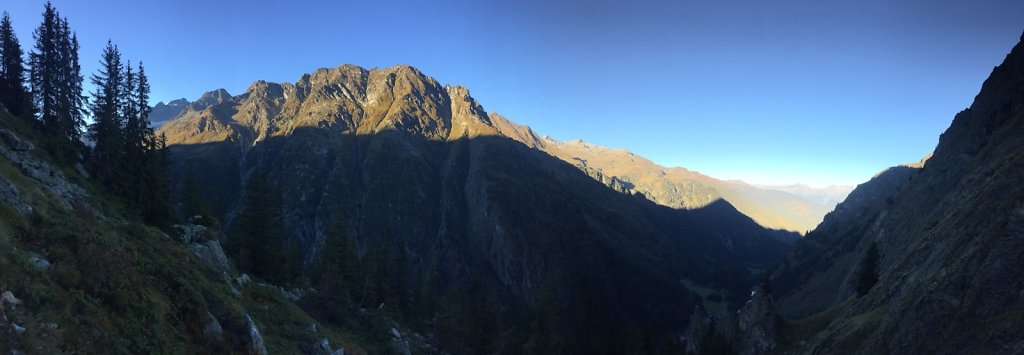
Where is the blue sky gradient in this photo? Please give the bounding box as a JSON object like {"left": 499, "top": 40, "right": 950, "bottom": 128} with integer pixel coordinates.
{"left": 4, "top": 0, "right": 1023, "bottom": 186}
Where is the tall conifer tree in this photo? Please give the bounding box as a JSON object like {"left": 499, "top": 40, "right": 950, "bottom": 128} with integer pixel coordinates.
{"left": 88, "top": 41, "right": 124, "bottom": 189}
{"left": 0, "top": 11, "right": 31, "bottom": 117}
{"left": 55, "top": 18, "right": 84, "bottom": 145}
{"left": 30, "top": 3, "right": 61, "bottom": 132}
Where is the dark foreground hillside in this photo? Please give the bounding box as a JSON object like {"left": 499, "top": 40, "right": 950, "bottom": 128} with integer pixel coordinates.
{"left": 684, "top": 32, "right": 1024, "bottom": 355}
{"left": 0, "top": 108, "right": 384, "bottom": 354}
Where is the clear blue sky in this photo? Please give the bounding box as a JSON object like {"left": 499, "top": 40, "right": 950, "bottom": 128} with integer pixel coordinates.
{"left": 4, "top": 0, "right": 1023, "bottom": 187}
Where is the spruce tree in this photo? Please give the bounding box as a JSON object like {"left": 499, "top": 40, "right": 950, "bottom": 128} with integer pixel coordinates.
{"left": 55, "top": 18, "right": 84, "bottom": 146}
{"left": 318, "top": 218, "right": 360, "bottom": 319}
{"left": 183, "top": 170, "right": 212, "bottom": 221}
{"left": 29, "top": 4, "right": 84, "bottom": 159}
{"left": 140, "top": 133, "right": 172, "bottom": 226}
{"left": 88, "top": 41, "right": 124, "bottom": 190}
{"left": 0, "top": 11, "right": 31, "bottom": 117}
{"left": 29, "top": 3, "right": 61, "bottom": 132}
{"left": 232, "top": 170, "right": 290, "bottom": 284}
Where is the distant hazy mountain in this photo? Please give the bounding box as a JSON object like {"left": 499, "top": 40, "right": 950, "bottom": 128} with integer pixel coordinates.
{"left": 148, "top": 98, "right": 189, "bottom": 127}
{"left": 755, "top": 183, "right": 853, "bottom": 209}
{"left": 485, "top": 113, "right": 840, "bottom": 233}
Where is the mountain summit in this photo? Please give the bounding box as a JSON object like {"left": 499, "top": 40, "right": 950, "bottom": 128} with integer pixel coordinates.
{"left": 156, "top": 63, "right": 798, "bottom": 351}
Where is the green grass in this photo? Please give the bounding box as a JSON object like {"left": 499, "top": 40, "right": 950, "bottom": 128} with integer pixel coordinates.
{"left": 0, "top": 110, "right": 375, "bottom": 353}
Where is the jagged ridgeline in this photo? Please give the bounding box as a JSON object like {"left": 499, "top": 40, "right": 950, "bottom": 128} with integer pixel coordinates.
{"left": 156, "top": 64, "right": 798, "bottom": 352}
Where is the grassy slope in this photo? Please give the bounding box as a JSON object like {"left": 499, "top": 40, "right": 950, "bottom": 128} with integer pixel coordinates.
{"left": 0, "top": 110, "right": 370, "bottom": 354}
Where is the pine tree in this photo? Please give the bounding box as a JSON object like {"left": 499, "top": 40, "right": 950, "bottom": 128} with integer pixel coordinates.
{"left": 0, "top": 11, "right": 31, "bottom": 117}
{"left": 139, "top": 132, "right": 172, "bottom": 226}
{"left": 363, "top": 235, "right": 394, "bottom": 313}
{"left": 317, "top": 217, "right": 360, "bottom": 320}
{"left": 392, "top": 235, "right": 411, "bottom": 320}
{"left": 88, "top": 41, "right": 124, "bottom": 190}
{"left": 29, "top": 4, "right": 85, "bottom": 160}
{"left": 121, "top": 60, "right": 138, "bottom": 149}
{"left": 183, "top": 170, "right": 212, "bottom": 221}
{"left": 29, "top": 3, "right": 61, "bottom": 133}
{"left": 55, "top": 18, "right": 84, "bottom": 146}
{"left": 131, "top": 62, "right": 171, "bottom": 226}
{"left": 232, "top": 170, "right": 291, "bottom": 284}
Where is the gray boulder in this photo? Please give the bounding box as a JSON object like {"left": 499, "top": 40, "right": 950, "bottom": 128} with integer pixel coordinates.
{"left": 174, "top": 224, "right": 209, "bottom": 244}
{"left": 187, "top": 240, "right": 231, "bottom": 278}
{"left": 202, "top": 311, "right": 224, "bottom": 343}
{"left": 391, "top": 328, "right": 412, "bottom": 355}
{"left": 0, "top": 177, "right": 32, "bottom": 216}
{"left": 1, "top": 291, "right": 21, "bottom": 310}
{"left": 244, "top": 314, "right": 268, "bottom": 355}
{"left": 26, "top": 252, "right": 51, "bottom": 271}
{"left": 0, "top": 129, "right": 34, "bottom": 152}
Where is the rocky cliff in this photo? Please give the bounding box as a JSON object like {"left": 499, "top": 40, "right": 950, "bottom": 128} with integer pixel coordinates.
{"left": 149, "top": 98, "right": 189, "bottom": 127}
{"left": 156, "top": 64, "right": 798, "bottom": 351}
{"left": 761, "top": 32, "right": 1024, "bottom": 354}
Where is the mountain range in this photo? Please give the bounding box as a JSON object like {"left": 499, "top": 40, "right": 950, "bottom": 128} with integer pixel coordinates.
{"left": 2, "top": 13, "right": 1021, "bottom": 352}
{"left": 152, "top": 64, "right": 801, "bottom": 351}
{"left": 152, "top": 89, "right": 848, "bottom": 234}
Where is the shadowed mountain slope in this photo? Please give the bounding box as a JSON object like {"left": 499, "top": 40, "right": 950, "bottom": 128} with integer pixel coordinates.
{"left": 487, "top": 112, "right": 842, "bottom": 233}
{"left": 762, "top": 32, "right": 1024, "bottom": 354}
{"left": 157, "top": 64, "right": 798, "bottom": 352}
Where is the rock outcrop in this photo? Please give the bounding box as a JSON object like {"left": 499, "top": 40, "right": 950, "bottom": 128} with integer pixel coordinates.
{"left": 0, "top": 128, "right": 87, "bottom": 211}
{"left": 683, "top": 286, "right": 780, "bottom": 355}
{"left": 149, "top": 98, "right": 190, "bottom": 127}
{"left": 244, "top": 314, "right": 269, "bottom": 355}
{"left": 0, "top": 177, "right": 32, "bottom": 215}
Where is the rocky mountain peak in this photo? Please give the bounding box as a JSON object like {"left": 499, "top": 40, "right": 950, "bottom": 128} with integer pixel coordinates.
{"left": 192, "top": 88, "right": 233, "bottom": 109}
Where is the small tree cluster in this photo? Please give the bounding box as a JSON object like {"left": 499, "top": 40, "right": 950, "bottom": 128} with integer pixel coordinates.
{"left": 0, "top": 3, "right": 171, "bottom": 225}
{"left": 229, "top": 170, "right": 301, "bottom": 284}
{"left": 87, "top": 40, "right": 171, "bottom": 225}
{"left": 314, "top": 218, "right": 361, "bottom": 321}
{"left": 0, "top": 11, "right": 31, "bottom": 117}
{"left": 29, "top": 2, "right": 86, "bottom": 159}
